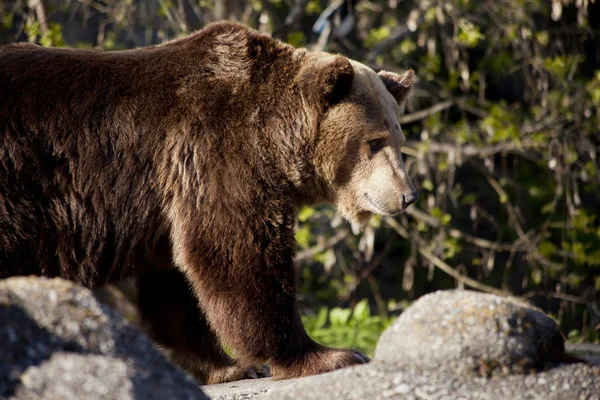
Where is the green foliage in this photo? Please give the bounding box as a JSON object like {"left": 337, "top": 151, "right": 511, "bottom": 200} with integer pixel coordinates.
{"left": 457, "top": 19, "right": 484, "bottom": 47}
{"left": 1, "top": 12, "right": 12, "bottom": 29}
{"left": 305, "top": 0, "right": 322, "bottom": 15}
{"left": 287, "top": 31, "right": 305, "bottom": 47}
{"left": 158, "top": 0, "right": 173, "bottom": 17}
{"left": 397, "top": 39, "right": 416, "bottom": 56}
{"left": 302, "top": 300, "right": 395, "bottom": 356}
{"left": 23, "top": 21, "right": 65, "bottom": 47}
{"left": 295, "top": 225, "right": 312, "bottom": 249}
{"left": 40, "top": 23, "right": 65, "bottom": 47}
{"left": 420, "top": 54, "right": 441, "bottom": 81}
{"left": 364, "top": 23, "right": 394, "bottom": 48}
{"left": 487, "top": 51, "right": 513, "bottom": 73}
{"left": 431, "top": 207, "right": 452, "bottom": 226}
{"left": 543, "top": 56, "right": 569, "bottom": 78}
{"left": 298, "top": 207, "right": 316, "bottom": 223}
{"left": 567, "top": 328, "right": 600, "bottom": 344}
{"left": 480, "top": 104, "right": 520, "bottom": 143}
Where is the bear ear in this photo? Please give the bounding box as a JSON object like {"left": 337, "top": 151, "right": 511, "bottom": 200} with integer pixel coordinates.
{"left": 298, "top": 55, "right": 354, "bottom": 109}
{"left": 378, "top": 69, "right": 415, "bottom": 104}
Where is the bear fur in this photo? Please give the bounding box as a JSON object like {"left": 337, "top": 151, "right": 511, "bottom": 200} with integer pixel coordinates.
{"left": 0, "top": 21, "right": 417, "bottom": 383}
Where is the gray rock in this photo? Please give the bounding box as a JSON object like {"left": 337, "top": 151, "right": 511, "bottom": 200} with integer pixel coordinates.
{"left": 375, "top": 289, "right": 566, "bottom": 376}
{"left": 204, "top": 360, "right": 600, "bottom": 400}
{"left": 0, "top": 276, "right": 207, "bottom": 400}
{"left": 203, "top": 377, "right": 296, "bottom": 400}
{"left": 568, "top": 343, "right": 600, "bottom": 365}
{"left": 261, "top": 361, "right": 600, "bottom": 400}
{"left": 13, "top": 354, "right": 133, "bottom": 400}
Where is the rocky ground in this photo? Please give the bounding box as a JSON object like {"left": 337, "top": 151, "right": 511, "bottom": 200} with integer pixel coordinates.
{"left": 1, "top": 276, "right": 599, "bottom": 400}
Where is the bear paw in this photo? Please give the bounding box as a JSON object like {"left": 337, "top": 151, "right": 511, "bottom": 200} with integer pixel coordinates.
{"left": 270, "top": 346, "right": 370, "bottom": 380}
{"left": 205, "top": 363, "right": 269, "bottom": 384}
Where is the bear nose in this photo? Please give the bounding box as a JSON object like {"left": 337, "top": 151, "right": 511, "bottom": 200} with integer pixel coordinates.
{"left": 401, "top": 191, "right": 419, "bottom": 209}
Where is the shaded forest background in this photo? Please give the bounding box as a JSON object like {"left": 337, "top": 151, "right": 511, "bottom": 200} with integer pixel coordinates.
{"left": 1, "top": 0, "right": 599, "bottom": 355}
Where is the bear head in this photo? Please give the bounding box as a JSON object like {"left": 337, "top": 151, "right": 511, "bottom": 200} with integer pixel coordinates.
{"left": 297, "top": 54, "right": 418, "bottom": 227}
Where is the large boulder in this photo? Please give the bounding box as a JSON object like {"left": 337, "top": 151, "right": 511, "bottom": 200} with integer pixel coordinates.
{"left": 375, "top": 289, "right": 568, "bottom": 376}
{"left": 0, "top": 276, "right": 207, "bottom": 400}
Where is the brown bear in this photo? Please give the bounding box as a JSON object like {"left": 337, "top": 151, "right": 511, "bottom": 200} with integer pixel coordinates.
{"left": 0, "top": 21, "right": 418, "bottom": 384}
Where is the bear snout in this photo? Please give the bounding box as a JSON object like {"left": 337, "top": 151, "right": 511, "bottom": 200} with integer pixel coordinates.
{"left": 400, "top": 191, "right": 419, "bottom": 210}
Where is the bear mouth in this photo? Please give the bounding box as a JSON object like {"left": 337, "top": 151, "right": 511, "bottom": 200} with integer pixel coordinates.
{"left": 364, "top": 193, "right": 402, "bottom": 216}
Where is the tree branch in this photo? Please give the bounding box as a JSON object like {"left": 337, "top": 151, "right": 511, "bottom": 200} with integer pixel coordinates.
{"left": 384, "top": 217, "right": 508, "bottom": 297}
{"left": 295, "top": 228, "right": 350, "bottom": 263}
{"left": 398, "top": 99, "right": 456, "bottom": 124}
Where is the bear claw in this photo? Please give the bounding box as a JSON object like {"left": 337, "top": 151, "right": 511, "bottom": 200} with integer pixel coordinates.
{"left": 204, "top": 364, "right": 269, "bottom": 384}
{"left": 352, "top": 351, "right": 371, "bottom": 364}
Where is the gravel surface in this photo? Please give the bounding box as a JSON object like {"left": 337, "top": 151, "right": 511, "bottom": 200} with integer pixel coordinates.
{"left": 263, "top": 361, "right": 600, "bottom": 400}
{"left": 206, "top": 355, "right": 600, "bottom": 400}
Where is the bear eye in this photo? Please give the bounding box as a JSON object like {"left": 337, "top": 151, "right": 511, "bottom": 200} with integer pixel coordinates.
{"left": 367, "top": 138, "right": 386, "bottom": 154}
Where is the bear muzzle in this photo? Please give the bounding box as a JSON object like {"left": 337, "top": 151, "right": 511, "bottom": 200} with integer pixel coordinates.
{"left": 400, "top": 191, "right": 419, "bottom": 210}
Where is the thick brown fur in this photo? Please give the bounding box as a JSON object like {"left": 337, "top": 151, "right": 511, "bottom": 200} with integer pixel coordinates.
{"left": 0, "top": 21, "right": 416, "bottom": 382}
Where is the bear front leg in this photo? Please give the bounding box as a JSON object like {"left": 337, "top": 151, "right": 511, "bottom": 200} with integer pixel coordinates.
{"left": 173, "top": 211, "right": 370, "bottom": 380}
{"left": 137, "top": 269, "right": 268, "bottom": 384}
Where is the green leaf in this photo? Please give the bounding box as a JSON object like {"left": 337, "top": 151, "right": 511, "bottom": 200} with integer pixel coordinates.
{"left": 398, "top": 39, "right": 417, "bottom": 55}
{"left": 538, "top": 241, "right": 557, "bottom": 257}
{"left": 316, "top": 307, "right": 328, "bottom": 329}
{"left": 422, "top": 180, "right": 434, "bottom": 191}
{"left": 295, "top": 226, "right": 311, "bottom": 248}
{"left": 287, "top": 31, "right": 305, "bottom": 47}
{"left": 457, "top": 19, "right": 484, "bottom": 47}
{"left": 2, "top": 13, "right": 13, "bottom": 29}
{"left": 543, "top": 56, "right": 568, "bottom": 78}
{"left": 298, "top": 207, "right": 315, "bottom": 222}
{"left": 305, "top": 0, "right": 322, "bottom": 14}
{"left": 330, "top": 308, "right": 351, "bottom": 326}
{"left": 352, "top": 299, "right": 369, "bottom": 322}
{"left": 541, "top": 202, "right": 556, "bottom": 214}
{"left": 364, "top": 24, "right": 394, "bottom": 48}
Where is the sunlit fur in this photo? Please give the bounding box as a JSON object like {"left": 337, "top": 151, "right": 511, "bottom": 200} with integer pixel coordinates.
{"left": 314, "top": 61, "right": 417, "bottom": 226}
{"left": 0, "top": 21, "right": 415, "bottom": 383}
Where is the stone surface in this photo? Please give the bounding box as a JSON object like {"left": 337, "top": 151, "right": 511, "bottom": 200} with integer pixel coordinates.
{"left": 375, "top": 290, "right": 566, "bottom": 376}
{"left": 204, "top": 360, "right": 600, "bottom": 400}
{"left": 3, "top": 278, "right": 600, "bottom": 400}
{"left": 0, "top": 276, "right": 207, "bottom": 400}
{"left": 205, "top": 350, "right": 600, "bottom": 400}
{"left": 13, "top": 354, "right": 133, "bottom": 400}
{"left": 261, "top": 361, "right": 600, "bottom": 400}
{"left": 203, "top": 378, "right": 295, "bottom": 400}
{"left": 568, "top": 343, "right": 600, "bottom": 365}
